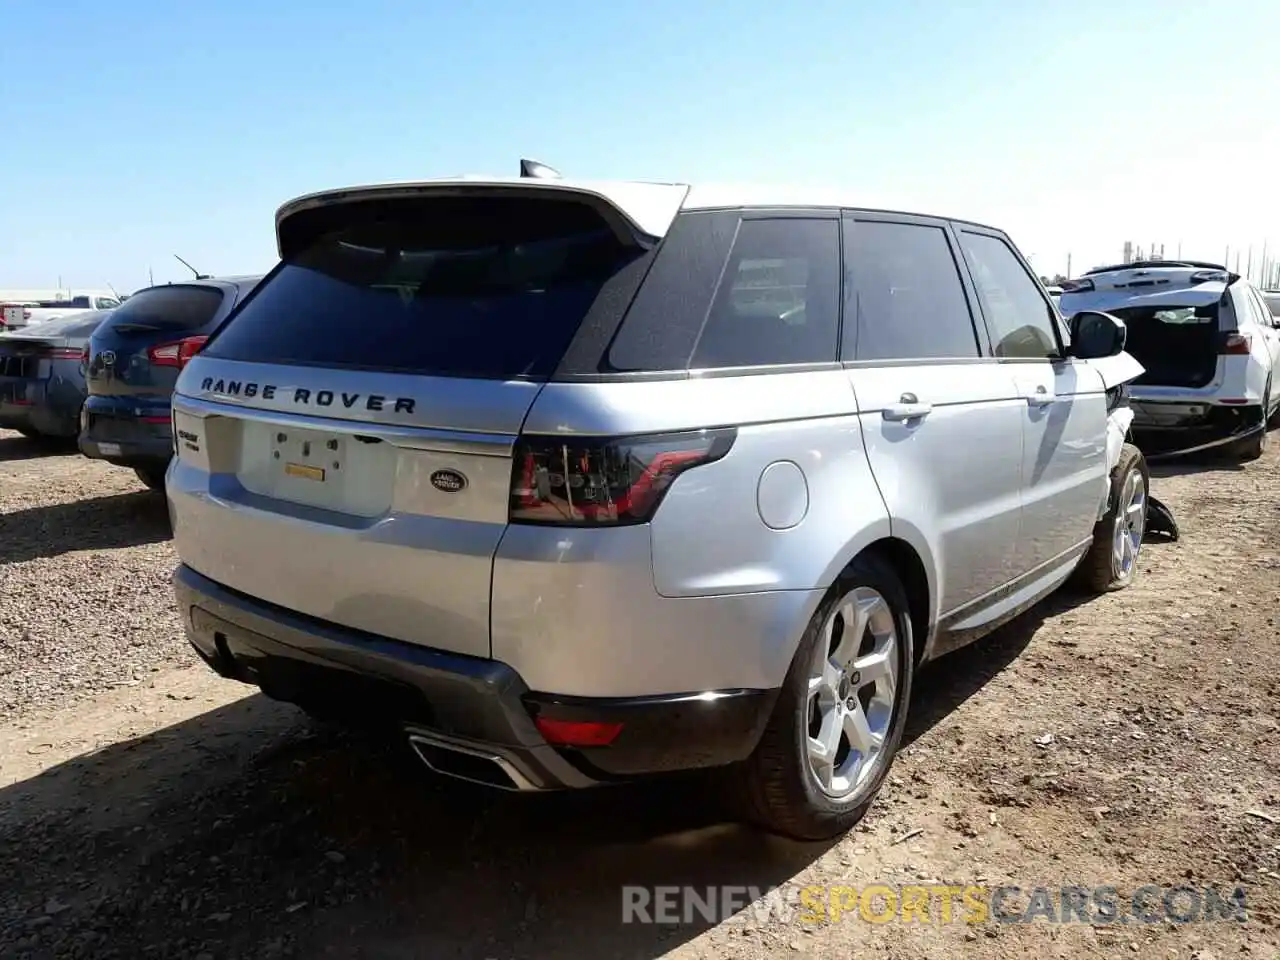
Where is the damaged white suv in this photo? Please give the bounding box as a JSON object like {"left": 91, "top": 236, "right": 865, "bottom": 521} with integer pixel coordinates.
{"left": 167, "top": 168, "right": 1149, "bottom": 840}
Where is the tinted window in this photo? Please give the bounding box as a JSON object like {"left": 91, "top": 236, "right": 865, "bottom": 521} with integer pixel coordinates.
{"left": 847, "top": 220, "right": 979, "bottom": 360}
{"left": 206, "top": 196, "right": 642, "bottom": 380}
{"left": 1248, "top": 288, "right": 1277, "bottom": 327}
{"left": 104, "top": 285, "right": 224, "bottom": 332}
{"left": 37, "top": 296, "right": 91, "bottom": 308}
{"left": 94, "top": 297, "right": 120, "bottom": 309}
{"left": 958, "top": 232, "right": 1061, "bottom": 359}
{"left": 1264, "top": 293, "right": 1280, "bottom": 318}
{"left": 689, "top": 218, "right": 839, "bottom": 369}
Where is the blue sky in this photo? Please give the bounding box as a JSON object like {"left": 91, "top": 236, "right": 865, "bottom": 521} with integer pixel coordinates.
{"left": 3, "top": 0, "right": 1279, "bottom": 292}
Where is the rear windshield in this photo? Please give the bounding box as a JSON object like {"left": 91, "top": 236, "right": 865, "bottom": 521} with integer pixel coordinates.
{"left": 104, "top": 285, "right": 224, "bottom": 332}
{"left": 204, "top": 196, "right": 642, "bottom": 380}
{"left": 1107, "top": 304, "right": 1218, "bottom": 325}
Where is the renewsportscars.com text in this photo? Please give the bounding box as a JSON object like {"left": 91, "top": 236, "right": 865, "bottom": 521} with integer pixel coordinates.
{"left": 621, "top": 884, "right": 1248, "bottom": 926}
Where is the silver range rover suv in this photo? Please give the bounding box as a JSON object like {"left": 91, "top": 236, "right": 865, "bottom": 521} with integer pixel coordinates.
{"left": 168, "top": 170, "right": 1148, "bottom": 840}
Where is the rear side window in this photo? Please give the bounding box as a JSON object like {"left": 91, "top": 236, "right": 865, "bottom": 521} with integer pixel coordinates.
{"left": 845, "top": 220, "right": 979, "bottom": 360}
{"left": 689, "top": 218, "right": 840, "bottom": 369}
{"left": 103, "top": 285, "right": 224, "bottom": 332}
{"left": 957, "top": 232, "right": 1060, "bottom": 360}
{"left": 204, "top": 196, "right": 643, "bottom": 380}
{"left": 1247, "top": 288, "right": 1278, "bottom": 328}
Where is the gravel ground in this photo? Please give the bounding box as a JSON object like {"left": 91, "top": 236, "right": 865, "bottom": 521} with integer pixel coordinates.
{"left": 1, "top": 425, "right": 1278, "bottom": 960}
{"left": 0, "top": 435, "right": 180, "bottom": 717}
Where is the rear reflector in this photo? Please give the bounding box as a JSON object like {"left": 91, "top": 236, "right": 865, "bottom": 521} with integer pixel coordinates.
{"left": 1221, "top": 333, "right": 1252, "bottom": 355}
{"left": 139, "top": 415, "right": 171, "bottom": 424}
{"left": 148, "top": 335, "right": 209, "bottom": 368}
{"left": 534, "top": 717, "right": 624, "bottom": 747}
{"left": 509, "top": 428, "right": 736, "bottom": 526}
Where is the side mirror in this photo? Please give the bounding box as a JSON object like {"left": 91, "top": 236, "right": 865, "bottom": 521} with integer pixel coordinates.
{"left": 1068, "top": 310, "right": 1127, "bottom": 359}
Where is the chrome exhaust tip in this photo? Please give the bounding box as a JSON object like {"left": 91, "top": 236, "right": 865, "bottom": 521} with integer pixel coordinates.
{"left": 405, "top": 731, "right": 538, "bottom": 792}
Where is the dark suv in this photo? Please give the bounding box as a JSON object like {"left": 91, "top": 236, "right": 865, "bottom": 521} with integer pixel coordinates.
{"left": 80, "top": 276, "right": 262, "bottom": 488}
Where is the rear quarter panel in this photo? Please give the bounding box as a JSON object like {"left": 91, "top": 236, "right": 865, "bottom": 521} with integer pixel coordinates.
{"left": 489, "top": 369, "right": 915, "bottom": 696}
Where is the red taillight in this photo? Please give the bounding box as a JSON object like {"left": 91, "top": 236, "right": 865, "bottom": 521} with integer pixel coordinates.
{"left": 509, "top": 428, "right": 736, "bottom": 526}
{"left": 47, "top": 347, "right": 83, "bottom": 360}
{"left": 534, "top": 717, "right": 624, "bottom": 747}
{"left": 148, "top": 335, "right": 209, "bottom": 368}
{"left": 1221, "top": 333, "right": 1252, "bottom": 355}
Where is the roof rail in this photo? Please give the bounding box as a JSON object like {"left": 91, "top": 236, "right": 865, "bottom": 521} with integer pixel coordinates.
{"left": 1084, "top": 259, "right": 1227, "bottom": 276}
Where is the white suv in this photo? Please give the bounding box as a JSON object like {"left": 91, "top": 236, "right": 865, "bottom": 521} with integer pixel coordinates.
{"left": 167, "top": 170, "right": 1148, "bottom": 840}
{"left": 1059, "top": 261, "right": 1280, "bottom": 460}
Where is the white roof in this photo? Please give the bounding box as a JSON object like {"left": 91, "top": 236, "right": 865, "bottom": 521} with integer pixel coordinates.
{"left": 276, "top": 176, "right": 991, "bottom": 243}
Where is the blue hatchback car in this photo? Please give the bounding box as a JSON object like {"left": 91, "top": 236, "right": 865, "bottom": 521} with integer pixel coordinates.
{"left": 80, "top": 276, "right": 263, "bottom": 488}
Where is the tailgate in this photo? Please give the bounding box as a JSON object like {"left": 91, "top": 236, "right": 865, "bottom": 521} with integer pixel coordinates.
{"left": 0, "top": 336, "right": 63, "bottom": 383}
{"left": 169, "top": 183, "right": 668, "bottom": 658}
{"left": 170, "top": 367, "right": 537, "bottom": 659}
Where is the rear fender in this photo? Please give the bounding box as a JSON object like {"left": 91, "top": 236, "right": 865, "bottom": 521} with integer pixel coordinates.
{"left": 1101, "top": 405, "right": 1136, "bottom": 521}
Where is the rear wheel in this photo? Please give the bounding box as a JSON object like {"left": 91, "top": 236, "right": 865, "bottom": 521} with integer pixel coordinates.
{"left": 736, "top": 553, "right": 914, "bottom": 841}
{"left": 1074, "top": 442, "right": 1149, "bottom": 592}
{"left": 133, "top": 463, "right": 168, "bottom": 490}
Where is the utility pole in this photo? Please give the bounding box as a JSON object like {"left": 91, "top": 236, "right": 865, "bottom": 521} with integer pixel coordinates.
{"left": 1066, "top": 252, "right": 1072, "bottom": 277}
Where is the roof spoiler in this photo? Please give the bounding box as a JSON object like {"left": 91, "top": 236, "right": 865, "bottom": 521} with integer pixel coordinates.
{"left": 274, "top": 180, "right": 682, "bottom": 259}
{"left": 1064, "top": 263, "right": 1239, "bottom": 295}
{"left": 1083, "top": 259, "right": 1229, "bottom": 277}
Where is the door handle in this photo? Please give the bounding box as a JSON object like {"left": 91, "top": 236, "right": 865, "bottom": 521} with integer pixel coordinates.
{"left": 1025, "top": 385, "right": 1056, "bottom": 407}
{"left": 882, "top": 393, "right": 933, "bottom": 422}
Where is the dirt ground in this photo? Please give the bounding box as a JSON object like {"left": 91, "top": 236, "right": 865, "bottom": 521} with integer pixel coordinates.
{"left": 1, "top": 427, "right": 1277, "bottom": 960}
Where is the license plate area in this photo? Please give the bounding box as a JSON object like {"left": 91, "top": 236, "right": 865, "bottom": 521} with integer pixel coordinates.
{"left": 235, "top": 420, "right": 397, "bottom": 519}
{"left": 274, "top": 427, "right": 343, "bottom": 485}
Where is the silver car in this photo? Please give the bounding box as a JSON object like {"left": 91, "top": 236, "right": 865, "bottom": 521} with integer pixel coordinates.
{"left": 167, "top": 171, "right": 1148, "bottom": 840}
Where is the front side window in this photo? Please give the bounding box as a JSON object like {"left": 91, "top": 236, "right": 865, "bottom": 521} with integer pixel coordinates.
{"left": 958, "top": 232, "right": 1061, "bottom": 360}
{"left": 689, "top": 218, "right": 840, "bottom": 369}
{"left": 846, "top": 220, "right": 980, "bottom": 360}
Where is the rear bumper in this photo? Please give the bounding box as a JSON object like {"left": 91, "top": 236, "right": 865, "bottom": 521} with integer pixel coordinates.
{"left": 0, "top": 379, "right": 82, "bottom": 437}
{"left": 79, "top": 395, "right": 173, "bottom": 466}
{"left": 174, "top": 563, "right": 778, "bottom": 789}
{"left": 1130, "top": 399, "right": 1265, "bottom": 459}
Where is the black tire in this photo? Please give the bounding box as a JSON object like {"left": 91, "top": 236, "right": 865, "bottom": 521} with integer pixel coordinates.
{"left": 735, "top": 552, "right": 915, "bottom": 841}
{"left": 133, "top": 463, "right": 168, "bottom": 490}
{"left": 1073, "top": 442, "right": 1150, "bottom": 593}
